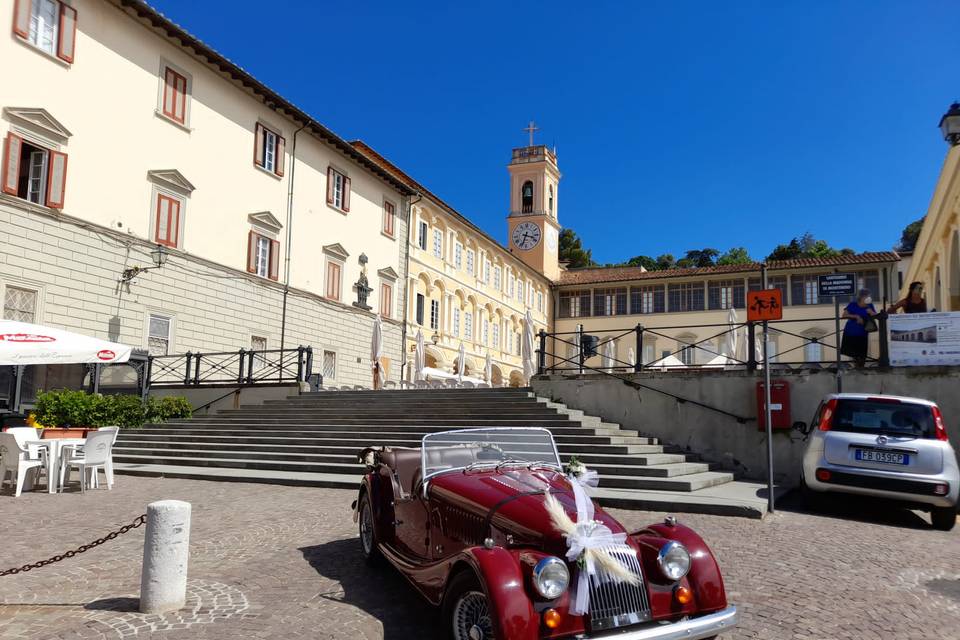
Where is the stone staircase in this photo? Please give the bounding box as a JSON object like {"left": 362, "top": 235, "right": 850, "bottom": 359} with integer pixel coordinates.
{"left": 114, "top": 388, "right": 771, "bottom": 516}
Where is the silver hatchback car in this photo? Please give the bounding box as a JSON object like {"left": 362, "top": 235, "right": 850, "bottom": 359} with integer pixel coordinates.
{"left": 797, "top": 393, "right": 959, "bottom": 531}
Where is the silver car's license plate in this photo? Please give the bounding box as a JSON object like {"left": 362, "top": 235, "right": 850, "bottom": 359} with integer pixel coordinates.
{"left": 855, "top": 449, "right": 909, "bottom": 465}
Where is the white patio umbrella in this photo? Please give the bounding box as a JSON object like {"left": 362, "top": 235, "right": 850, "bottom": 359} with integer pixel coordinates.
{"left": 627, "top": 347, "right": 636, "bottom": 370}
{"left": 522, "top": 310, "right": 536, "bottom": 382}
{"left": 371, "top": 314, "right": 384, "bottom": 389}
{"left": 414, "top": 330, "right": 425, "bottom": 382}
{"left": 0, "top": 320, "right": 132, "bottom": 366}
{"left": 457, "top": 342, "right": 466, "bottom": 383}
{"left": 649, "top": 354, "right": 686, "bottom": 370}
{"left": 484, "top": 351, "right": 492, "bottom": 383}
{"left": 601, "top": 339, "right": 616, "bottom": 372}
{"left": 725, "top": 308, "right": 739, "bottom": 363}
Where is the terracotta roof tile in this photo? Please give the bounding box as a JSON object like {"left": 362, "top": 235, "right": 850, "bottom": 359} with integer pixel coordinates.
{"left": 557, "top": 252, "right": 900, "bottom": 286}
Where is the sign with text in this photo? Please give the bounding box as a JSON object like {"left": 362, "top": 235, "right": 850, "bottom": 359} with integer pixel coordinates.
{"left": 888, "top": 312, "right": 960, "bottom": 367}
{"left": 818, "top": 273, "right": 856, "bottom": 299}
{"left": 747, "top": 289, "right": 783, "bottom": 322}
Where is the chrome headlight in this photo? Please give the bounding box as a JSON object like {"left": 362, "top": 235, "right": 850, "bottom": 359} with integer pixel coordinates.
{"left": 532, "top": 556, "right": 569, "bottom": 599}
{"left": 657, "top": 541, "right": 691, "bottom": 581}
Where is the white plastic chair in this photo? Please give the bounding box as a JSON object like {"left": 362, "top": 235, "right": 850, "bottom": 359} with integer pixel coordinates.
{"left": 61, "top": 426, "right": 121, "bottom": 489}
{"left": 461, "top": 381, "right": 475, "bottom": 389}
{"left": 383, "top": 381, "right": 397, "bottom": 389}
{"left": 59, "top": 430, "right": 114, "bottom": 493}
{"left": 476, "top": 383, "right": 491, "bottom": 388}
{"left": 0, "top": 432, "right": 44, "bottom": 497}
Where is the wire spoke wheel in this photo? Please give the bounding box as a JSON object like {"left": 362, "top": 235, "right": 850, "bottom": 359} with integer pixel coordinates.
{"left": 359, "top": 497, "right": 374, "bottom": 555}
{"left": 452, "top": 590, "right": 494, "bottom": 640}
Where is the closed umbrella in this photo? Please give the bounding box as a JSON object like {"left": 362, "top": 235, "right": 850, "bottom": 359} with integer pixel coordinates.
{"left": 0, "top": 320, "right": 131, "bottom": 365}
{"left": 371, "top": 314, "right": 384, "bottom": 389}
{"left": 522, "top": 310, "right": 536, "bottom": 382}
{"left": 414, "top": 330, "right": 425, "bottom": 382}
{"left": 457, "top": 342, "right": 466, "bottom": 383}
{"left": 601, "top": 339, "right": 616, "bottom": 372}
{"left": 627, "top": 347, "right": 636, "bottom": 370}
{"left": 484, "top": 351, "right": 492, "bottom": 384}
{"left": 724, "top": 308, "right": 739, "bottom": 365}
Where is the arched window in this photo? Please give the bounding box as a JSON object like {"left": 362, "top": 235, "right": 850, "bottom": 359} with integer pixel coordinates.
{"left": 548, "top": 185, "right": 554, "bottom": 215}
{"left": 521, "top": 181, "right": 534, "bottom": 213}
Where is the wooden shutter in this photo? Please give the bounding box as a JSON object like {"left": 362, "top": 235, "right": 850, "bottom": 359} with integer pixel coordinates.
{"left": 57, "top": 3, "right": 78, "bottom": 63}
{"left": 247, "top": 231, "right": 257, "bottom": 273}
{"left": 253, "top": 123, "right": 264, "bottom": 167}
{"left": 326, "top": 167, "right": 335, "bottom": 205}
{"left": 12, "top": 0, "right": 31, "bottom": 38}
{"left": 45, "top": 150, "right": 68, "bottom": 209}
{"left": 380, "top": 283, "right": 392, "bottom": 318}
{"left": 342, "top": 176, "right": 351, "bottom": 212}
{"left": 168, "top": 198, "right": 180, "bottom": 246}
{"left": 327, "top": 262, "right": 341, "bottom": 300}
{"left": 274, "top": 135, "right": 285, "bottom": 176}
{"left": 2, "top": 133, "right": 23, "bottom": 196}
{"left": 268, "top": 239, "right": 280, "bottom": 281}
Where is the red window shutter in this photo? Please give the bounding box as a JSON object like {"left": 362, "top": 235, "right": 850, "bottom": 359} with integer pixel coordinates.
{"left": 268, "top": 239, "right": 280, "bottom": 281}
{"left": 2, "top": 133, "right": 23, "bottom": 196}
{"left": 163, "top": 68, "right": 187, "bottom": 124}
{"left": 154, "top": 196, "right": 167, "bottom": 244}
{"left": 174, "top": 74, "right": 187, "bottom": 123}
{"left": 168, "top": 198, "right": 181, "bottom": 247}
{"left": 326, "top": 167, "right": 335, "bottom": 205}
{"left": 274, "top": 135, "right": 285, "bottom": 177}
{"left": 247, "top": 231, "right": 257, "bottom": 273}
{"left": 45, "top": 150, "right": 68, "bottom": 209}
{"left": 12, "top": 0, "right": 31, "bottom": 38}
{"left": 342, "top": 176, "right": 351, "bottom": 212}
{"left": 56, "top": 3, "right": 78, "bottom": 63}
{"left": 253, "top": 123, "right": 264, "bottom": 167}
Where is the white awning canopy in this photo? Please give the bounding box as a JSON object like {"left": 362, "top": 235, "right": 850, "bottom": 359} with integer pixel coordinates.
{"left": 0, "top": 320, "right": 132, "bottom": 366}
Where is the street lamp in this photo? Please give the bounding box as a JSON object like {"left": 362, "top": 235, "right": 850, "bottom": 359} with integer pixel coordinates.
{"left": 121, "top": 244, "right": 170, "bottom": 284}
{"left": 430, "top": 331, "right": 440, "bottom": 345}
{"left": 150, "top": 244, "right": 170, "bottom": 269}
{"left": 939, "top": 102, "right": 960, "bottom": 146}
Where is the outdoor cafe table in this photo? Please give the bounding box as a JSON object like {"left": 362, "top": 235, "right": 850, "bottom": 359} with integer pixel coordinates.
{"left": 23, "top": 438, "right": 85, "bottom": 494}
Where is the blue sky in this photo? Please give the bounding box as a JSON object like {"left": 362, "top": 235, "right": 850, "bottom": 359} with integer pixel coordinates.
{"left": 150, "top": 0, "right": 958, "bottom": 264}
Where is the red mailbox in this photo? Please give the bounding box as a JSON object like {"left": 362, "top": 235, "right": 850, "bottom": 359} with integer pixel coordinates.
{"left": 757, "top": 379, "right": 791, "bottom": 430}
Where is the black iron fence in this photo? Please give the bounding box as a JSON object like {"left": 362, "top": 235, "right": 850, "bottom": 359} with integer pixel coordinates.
{"left": 537, "top": 315, "right": 891, "bottom": 375}
{"left": 147, "top": 346, "right": 313, "bottom": 387}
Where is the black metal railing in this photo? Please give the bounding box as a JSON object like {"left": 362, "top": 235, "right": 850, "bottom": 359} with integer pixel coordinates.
{"left": 146, "top": 346, "right": 313, "bottom": 387}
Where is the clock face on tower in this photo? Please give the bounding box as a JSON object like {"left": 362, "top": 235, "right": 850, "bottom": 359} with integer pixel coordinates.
{"left": 512, "top": 222, "right": 541, "bottom": 251}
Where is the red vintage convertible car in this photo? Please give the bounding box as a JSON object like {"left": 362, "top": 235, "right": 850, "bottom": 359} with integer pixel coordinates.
{"left": 353, "top": 427, "right": 737, "bottom": 640}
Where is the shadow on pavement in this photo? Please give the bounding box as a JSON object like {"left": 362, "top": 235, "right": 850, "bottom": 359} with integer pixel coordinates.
{"left": 84, "top": 596, "right": 140, "bottom": 612}
{"left": 775, "top": 489, "right": 934, "bottom": 530}
{"left": 300, "top": 538, "right": 441, "bottom": 640}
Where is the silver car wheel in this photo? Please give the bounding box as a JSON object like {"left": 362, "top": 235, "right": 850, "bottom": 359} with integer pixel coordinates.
{"left": 453, "top": 590, "right": 494, "bottom": 640}
{"left": 359, "top": 497, "right": 374, "bottom": 555}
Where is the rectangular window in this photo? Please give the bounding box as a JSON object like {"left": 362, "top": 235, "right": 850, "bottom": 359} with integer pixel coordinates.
{"left": 380, "top": 282, "right": 393, "bottom": 318}
{"left": 559, "top": 290, "right": 591, "bottom": 318}
{"left": 789, "top": 274, "right": 825, "bottom": 305}
{"left": 708, "top": 279, "right": 746, "bottom": 310}
{"left": 508, "top": 274, "right": 515, "bottom": 298}
{"left": 3, "top": 285, "right": 37, "bottom": 322}
{"left": 454, "top": 242, "right": 463, "bottom": 269}
{"left": 805, "top": 340, "right": 822, "bottom": 363}
{"left": 494, "top": 266, "right": 502, "bottom": 291}
{"left": 748, "top": 276, "right": 789, "bottom": 303}
{"left": 326, "top": 167, "right": 351, "bottom": 212}
{"left": 382, "top": 201, "right": 395, "bottom": 237}
{"left": 246, "top": 231, "right": 279, "bottom": 281}
{"left": 465, "top": 311, "right": 473, "bottom": 339}
{"left": 322, "top": 350, "right": 337, "bottom": 380}
{"left": 484, "top": 260, "right": 491, "bottom": 284}
{"left": 14, "top": 0, "right": 76, "bottom": 62}
{"left": 492, "top": 323, "right": 500, "bottom": 348}
{"left": 482, "top": 319, "right": 489, "bottom": 345}
{"left": 528, "top": 282, "right": 535, "bottom": 307}
{"left": 452, "top": 307, "right": 460, "bottom": 337}
{"left": 430, "top": 299, "right": 440, "bottom": 330}
{"left": 415, "top": 293, "right": 425, "bottom": 325}
{"left": 162, "top": 66, "right": 188, "bottom": 125}
{"left": 466, "top": 249, "right": 475, "bottom": 275}
{"left": 433, "top": 229, "right": 443, "bottom": 259}
{"left": 325, "top": 261, "right": 342, "bottom": 301}
{"left": 593, "top": 288, "right": 627, "bottom": 316}
{"left": 855, "top": 270, "right": 880, "bottom": 298}
{"left": 418, "top": 222, "right": 428, "bottom": 251}
{"left": 2, "top": 133, "right": 68, "bottom": 209}
{"left": 667, "top": 282, "right": 705, "bottom": 312}
{"left": 251, "top": 335, "right": 267, "bottom": 371}
{"left": 537, "top": 291, "right": 544, "bottom": 312}
{"left": 147, "top": 314, "right": 171, "bottom": 356}
{"left": 154, "top": 194, "right": 181, "bottom": 248}
{"left": 630, "top": 285, "right": 665, "bottom": 314}
{"left": 254, "top": 123, "right": 285, "bottom": 177}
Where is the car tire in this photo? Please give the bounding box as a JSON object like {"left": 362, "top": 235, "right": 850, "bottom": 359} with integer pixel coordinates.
{"left": 358, "top": 491, "right": 384, "bottom": 566}
{"left": 931, "top": 507, "right": 957, "bottom": 532}
{"left": 443, "top": 570, "right": 495, "bottom": 640}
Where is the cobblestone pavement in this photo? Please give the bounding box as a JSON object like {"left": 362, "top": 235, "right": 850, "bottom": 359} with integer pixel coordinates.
{"left": 0, "top": 477, "right": 957, "bottom": 639}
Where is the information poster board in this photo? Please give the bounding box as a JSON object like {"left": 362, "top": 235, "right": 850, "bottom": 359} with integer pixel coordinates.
{"left": 888, "top": 312, "right": 960, "bottom": 366}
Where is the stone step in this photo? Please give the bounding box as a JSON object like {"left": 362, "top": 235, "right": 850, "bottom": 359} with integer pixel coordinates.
{"left": 597, "top": 471, "right": 735, "bottom": 492}
{"left": 298, "top": 389, "right": 532, "bottom": 399}
{"left": 160, "top": 418, "right": 607, "bottom": 428}
{"left": 585, "top": 462, "right": 713, "bottom": 478}
{"left": 233, "top": 406, "right": 561, "bottom": 415}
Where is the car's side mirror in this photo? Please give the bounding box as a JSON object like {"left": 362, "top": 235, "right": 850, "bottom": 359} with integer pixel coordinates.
{"left": 792, "top": 421, "right": 809, "bottom": 434}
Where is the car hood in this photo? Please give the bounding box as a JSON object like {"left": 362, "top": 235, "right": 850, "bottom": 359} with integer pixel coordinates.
{"left": 428, "top": 467, "right": 625, "bottom": 552}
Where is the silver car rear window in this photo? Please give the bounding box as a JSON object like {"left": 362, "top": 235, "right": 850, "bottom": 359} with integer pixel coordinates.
{"left": 833, "top": 399, "right": 936, "bottom": 438}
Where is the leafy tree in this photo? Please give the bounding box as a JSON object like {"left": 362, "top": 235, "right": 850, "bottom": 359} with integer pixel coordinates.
{"left": 765, "top": 233, "right": 847, "bottom": 261}
{"left": 895, "top": 216, "right": 924, "bottom": 252}
{"left": 558, "top": 228, "right": 596, "bottom": 268}
{"left": 680, "top": 248, "right": 720, "bottom": 268}
{"left": 717, "top": 247, "right": 753, "bottom": 265}
{"left": 655, "top": 254, "right": 676, "bottom": 270}
{"left": 623, "top": 255, "right": 659, "bottom": 271}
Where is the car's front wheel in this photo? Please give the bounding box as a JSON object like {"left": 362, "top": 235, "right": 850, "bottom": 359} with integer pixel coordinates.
{"left": 931, "top": 506, "right": 957, "bottom": 531}
{"left": 358, "top": 492, "right": 383, "bottom": 565}
{"left": 443, "top": 571, "right": 495, "bottom": 640}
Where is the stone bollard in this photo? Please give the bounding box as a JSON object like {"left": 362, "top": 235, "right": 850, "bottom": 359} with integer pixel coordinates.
{"left": 139, "top": 500, "right": 191, "bottom": 614}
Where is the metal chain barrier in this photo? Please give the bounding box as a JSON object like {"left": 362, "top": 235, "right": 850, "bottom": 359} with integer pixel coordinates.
{"left": 0, "top": 514, "right": 147, "bottom": 577}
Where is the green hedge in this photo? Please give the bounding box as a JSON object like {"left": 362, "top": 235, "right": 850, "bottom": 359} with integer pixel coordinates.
{"left": 34, "top": 390, "right": 192, "bottom": 429}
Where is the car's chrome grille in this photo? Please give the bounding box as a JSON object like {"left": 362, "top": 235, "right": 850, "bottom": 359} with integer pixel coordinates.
{"left": 587, "top": 544, "right": 652, "bottom": 632}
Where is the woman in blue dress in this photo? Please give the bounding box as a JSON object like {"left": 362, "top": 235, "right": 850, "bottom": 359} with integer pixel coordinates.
{"left": 840, "top": 288, "right": 878, "bottom": 367}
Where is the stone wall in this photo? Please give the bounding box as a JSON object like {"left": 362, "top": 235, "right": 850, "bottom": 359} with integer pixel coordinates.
{"left": 532, "top": 367, "right": 960, "bottom": 487}
{"left": 0, "top": 199, "right": 404, "bottom": 388}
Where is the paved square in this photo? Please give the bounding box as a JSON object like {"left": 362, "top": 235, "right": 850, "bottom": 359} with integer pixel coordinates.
{"left": 0, "top": 476, "right": 957, "bottom": 639}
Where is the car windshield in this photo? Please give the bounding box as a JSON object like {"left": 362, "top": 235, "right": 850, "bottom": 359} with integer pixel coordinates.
{"left": 421, "top": 427, "right": 562, "bottom": 480}
{"left": 832, "top": 399, "right": 937, "bottom": 438}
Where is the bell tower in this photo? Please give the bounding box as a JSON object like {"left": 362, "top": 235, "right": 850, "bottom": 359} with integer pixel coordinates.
{"left": 506, "top": 121, "right": 562, "bottom": 281}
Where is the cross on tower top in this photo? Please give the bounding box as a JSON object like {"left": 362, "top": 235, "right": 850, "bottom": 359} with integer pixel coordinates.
{"left": 523, "top": 120, "right": 539, "bottom": 146}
